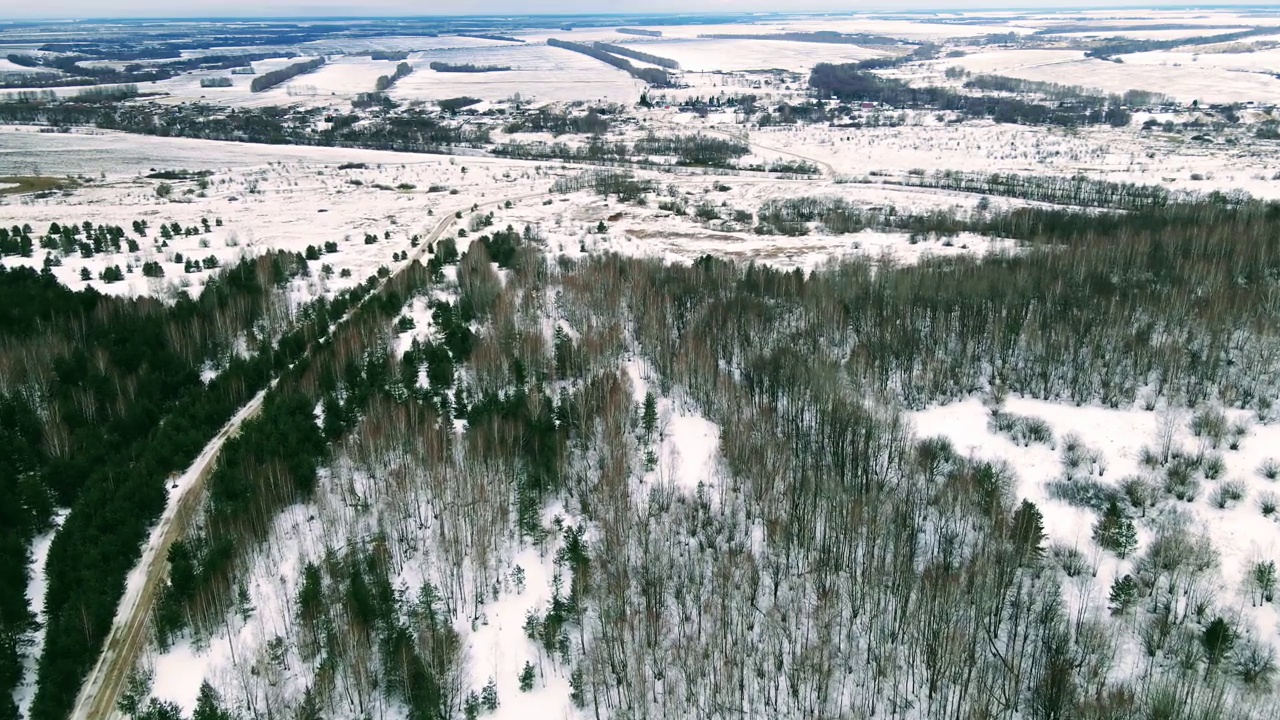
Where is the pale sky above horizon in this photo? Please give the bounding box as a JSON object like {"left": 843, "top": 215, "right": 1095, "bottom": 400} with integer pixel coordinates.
{"left": 8, "top": 1, "right": 1279, "bottom": 21}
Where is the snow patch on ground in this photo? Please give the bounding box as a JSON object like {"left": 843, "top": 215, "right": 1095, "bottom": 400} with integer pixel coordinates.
{"left": 394, "top": 294, "right": 438, "bottom": 358}
{"left": 659, "top": 412, "right": 720, "bottom": 494}
{"left": 944, "top": 48, "right": 1280, "bottom": 103}
{"left": 911, "top": 396, "right": 1280, "bottom": 645}
{"left": 462, "top": 545, "right": 579, "bottom": 720}
{"left": 12, "top": 510, "right": 68, "bottom": 717}
{"left": 626, "top": 357, "right": 723, "bottom": 497}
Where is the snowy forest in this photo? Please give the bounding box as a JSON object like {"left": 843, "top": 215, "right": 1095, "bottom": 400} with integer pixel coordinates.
{"left": 4, "top": 193, "right": 1280, "bottom": 720}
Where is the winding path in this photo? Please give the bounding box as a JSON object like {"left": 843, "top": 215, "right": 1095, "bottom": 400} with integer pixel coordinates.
{"left": 68, "top": 191, "right": 545, "bottom": 720}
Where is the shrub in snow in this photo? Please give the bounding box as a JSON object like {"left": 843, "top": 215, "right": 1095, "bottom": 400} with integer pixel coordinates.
{"left": 1251, "top": 561, "right": 1277, "bottom": 604}
{"left": 1260, "top": 492, "right": 1279, "bottom": 517}
{"left": 1233, "top": 637, "right": 1278, "bottom": 686}
{"left": 1202, "top": 454, "right": 1226, "bottom": 480}
{"left": 1228, "top": 419, "right": 1250, "bottom": 450}
{"left": 1165, "top": 461, "right": 1200, "bottom": 502}
{"left": 1121, "top": 476, "right": 1158, "bottom": 517}
{"left": 1210, "top": 480, "right": 1247, "bottom": 509}
{"left": 1051, "top": 543, "right": 1092, "bottom": 578}
{"left": 1048, "top": 478, "right": 1120, "bottom": 513}
{"left": 1191, "top": 406, "right": 1229, "bottom": 448}
{"left": 1060, "top": 433, "right": 1104, "bottom": 478}
{"left": 1259, "top": 458, "right": 1280, "bottom": 481}
{"left": 989, "top": 411, "right": 1054, "bottom": 447}
{"left": 1140, "top": 446, "right": 1163, "bottom": 470}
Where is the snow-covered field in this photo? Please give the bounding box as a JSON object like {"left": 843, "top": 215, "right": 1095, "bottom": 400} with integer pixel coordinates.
{"left": 245, "top": 55, "right": 399, "bottom": 104}
{"left": 0, "top": 125, "right": 500, "bottom": 176}
{"left": 390, "top": 44, "right": 645, "bottom": 105}
{"left": 0, "top": 141, "right": 557, "bottom": 298}
{"left": 0, "top": 57, "right": 47, "bottom": 75}
{"left": 504, "top": 182, "right": 1018, "bottom": 271}
{"left": 1127, "top": 46, "right": 1280, "bottom": 73}
{"left": 614, "top": 38, "right": 893, "bottom": 73}
{"left": 943, "top": 48, "right": 1280, "bottom": 103}
{"left": 656, "top": 116, "right": 1280, "bottom": 200}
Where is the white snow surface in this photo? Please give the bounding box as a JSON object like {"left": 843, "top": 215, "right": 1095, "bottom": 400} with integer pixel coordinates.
{"left": 11, "top": 510, "right": 68, "bottom": 717}
{"left": 911, "top": 397, "right": 1280, "bottom": 645}
{"left": 625, "top": 358, "right": 724, "bottom": 498}
{"left": 944, "top": 48, "right": 1280, "bottom": 104}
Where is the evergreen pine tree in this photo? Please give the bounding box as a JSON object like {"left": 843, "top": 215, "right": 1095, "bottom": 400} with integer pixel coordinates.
{"left": 193, "top": 681, "right": 233, "bottom": 720}
{"left": 296, "top": 686, "right": 322, "bottom": 720}
{"left": 519, "top": 661, "right": 536, "bottom": 692}
{"left": 1108, "top": 574, "right": 1138, "bottom": 615}
{"left": 1202, "top": 617, "right": 1235, "bottom": 669}
{"left": 1094, "top": 500, "right": 1138, "bottom": 558}
{"left": 1011, "top": 499, "right": 1046, "bottom": 564}
{"left": 481, "top": 678, "right": 499, "bottom": 710}
{"left": 641, "top": 391, "right": 658, "bottom": 440}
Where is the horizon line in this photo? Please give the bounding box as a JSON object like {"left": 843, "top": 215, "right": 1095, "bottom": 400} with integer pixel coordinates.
{"left": 9, "top": 4, "right": 1280, "bottom": 23}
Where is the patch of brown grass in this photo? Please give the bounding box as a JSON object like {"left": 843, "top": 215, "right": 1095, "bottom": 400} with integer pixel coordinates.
{"left": 0, "top": 175, "right": 79, "bottom": 196}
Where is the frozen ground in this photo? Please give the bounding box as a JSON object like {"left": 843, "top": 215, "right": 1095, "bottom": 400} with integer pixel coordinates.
{"left": 912, "top": 397, "right": 1280, "bottom": 648}
{"left": 943, "top": 48, "right": 1280, "bottom": 104}
{"left": 1126, "top": 46, "right": 1280, "bottom": 73}
{"left": 0, "top": 126, "right": 498, "bottom": 176}
{"left": 614, "top": 38, "right": 893, "bottom": 73}
{"left": 390, "top": 44, "right": 644, "bottom": 105}
{"left": 12, "top": 511, "right": 68, "bottom": 718}
{"left": 1054, "top": 27, "right": 1249, "bottom": 40}
{"left": 0, "top": 143, "right": 556, "bottom": 299}
{"left": 674, "top": 117, "right": 1280, "bottom": 200}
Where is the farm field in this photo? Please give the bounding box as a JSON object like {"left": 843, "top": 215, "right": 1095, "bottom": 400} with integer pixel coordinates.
{"left": 391, "top": 44, "right": 645, "bottom": 105}
{"left": 942, "top": 48, "right": 1280, "bottom": 103}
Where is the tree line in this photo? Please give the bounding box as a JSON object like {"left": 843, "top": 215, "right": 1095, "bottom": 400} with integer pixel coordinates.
{"left": 879, "top": 170, "right": 1182, "bottom": 211}
{"left": 250, "top": 57, "right": 325, "bottom": 93}
{"left": 503, "top": 106, "right": 616, "bottom": 136}
{"left": 374, "top": 62, "right": 414, "bottom": 92}
{"left": 0, "top": 97, "right": 488, "bottom": 152}
{"left": 495, "top": 132, "right": 749, "bottom": 169}
{"left": 960, "top": 72, "right": 1172, "bottom": 107}
{"left": 1081, "top": 27, "right": 1279, "bottom": 60}
{"left": 428, "top": 61, "right": 512, "bottom": 73}
{"left": 592, "top": 42, "right": 680, "bottom": 70}
{"left": 697, "top": 30, "right": 901, "bottom": 45}
{"left": 1, "top": 51, "right": 293, "bottom": 90}
{"left": 546, "top": 39, "right": 673, "bottom": 88}
{"left": 810, "top": 62, "right": 1133, "bottom": 127}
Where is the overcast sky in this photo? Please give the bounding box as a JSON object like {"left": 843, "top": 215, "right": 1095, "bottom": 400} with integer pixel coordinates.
{"left": 11, "top": 1, "right": 1278, "bottom": 21}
